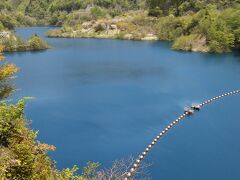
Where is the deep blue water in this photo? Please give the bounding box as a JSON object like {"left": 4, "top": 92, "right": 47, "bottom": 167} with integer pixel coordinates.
{"left": 5, "top": 27, "right": 240, "bottom": 179}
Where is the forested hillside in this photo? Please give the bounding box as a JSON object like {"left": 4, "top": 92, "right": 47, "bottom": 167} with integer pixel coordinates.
{"left": 1, "top": 0, "right": 146, "bottom": 27}
{"left": 1, "top": 0, "right": 240, "bottom": 25}
{"left": 1, "top": 0, "right": 240, "bottom": 52}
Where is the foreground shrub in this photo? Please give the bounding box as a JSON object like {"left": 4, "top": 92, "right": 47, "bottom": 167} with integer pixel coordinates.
{"left": 0, "top": 99, "right": 55, "bottom": 179}
{"left": 0, "top": 46, "right": 17, "bottom": 100}
{"left": 0, "top": 99, "right": 102, "bottom": 180}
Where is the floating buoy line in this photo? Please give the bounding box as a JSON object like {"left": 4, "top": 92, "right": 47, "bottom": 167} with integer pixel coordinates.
{"left": 125, "top": 90, "right": 240, "bottom": 180}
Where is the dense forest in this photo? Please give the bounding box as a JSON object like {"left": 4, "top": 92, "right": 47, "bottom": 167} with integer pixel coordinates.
{"left": 1, "top": 0, "right": 240, "bottom": 52}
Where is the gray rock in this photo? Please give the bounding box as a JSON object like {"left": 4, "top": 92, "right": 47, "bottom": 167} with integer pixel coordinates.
{"left": 110, "top": 24, "right": 117, "bottom": 30}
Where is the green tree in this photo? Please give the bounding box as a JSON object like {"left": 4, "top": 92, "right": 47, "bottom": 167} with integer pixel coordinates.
{"left": 28, "top": 34, "right": 49, "bottom": 50}
{"left": 0, "top": 45, "right": 17, "bottom": 100}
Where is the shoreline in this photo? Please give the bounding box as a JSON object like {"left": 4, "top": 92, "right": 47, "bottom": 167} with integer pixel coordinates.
{"left": 47, "top": 31, "right": 214, "bottom": 53}
{"left": 46, "top": 33, "right": 159, "bottom": 41}
{"left": 5, "top": 26, "right": 234, "bottom": 54}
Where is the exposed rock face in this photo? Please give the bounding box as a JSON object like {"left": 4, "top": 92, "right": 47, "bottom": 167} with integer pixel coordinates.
{"left": 141, "top": 34, "right": 158, "bottom": 41}
{"left": 191, "top": 36, "right": 209, "bottom": 52}
{"left": 56, "top": 21, "right": 63, "bottom": 26}
{"left": 82, "top": 21, "right": 118, "bottom": 32}
{"left": 124, "top": 34, "right": 133, "bottom": 40}
{"left": 110, "top": 24, "right": 117, "bottom": 30}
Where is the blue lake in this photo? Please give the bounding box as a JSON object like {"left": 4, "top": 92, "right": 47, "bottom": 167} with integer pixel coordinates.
{"left": 5, "top": 27, "right": 240, "bottom": 179}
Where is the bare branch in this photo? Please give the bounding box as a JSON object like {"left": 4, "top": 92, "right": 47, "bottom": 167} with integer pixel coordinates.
{"left": 94, "top": 156, "right": 152, "bottom": 180}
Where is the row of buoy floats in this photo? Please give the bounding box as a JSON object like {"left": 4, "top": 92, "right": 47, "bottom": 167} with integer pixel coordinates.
{"left": 125, "top": 90, "right": 240, "bottom": 180}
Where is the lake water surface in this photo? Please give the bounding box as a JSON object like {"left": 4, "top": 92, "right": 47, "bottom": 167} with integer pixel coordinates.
{"left": 5, "top": 27, "right": 240, "bottom": 179}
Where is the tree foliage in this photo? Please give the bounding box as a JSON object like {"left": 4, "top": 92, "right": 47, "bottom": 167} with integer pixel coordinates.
{"left": 0, "top": 46, "right": 17, "bottom": 100}
{"left": 154, "top": 3, "right": 240, "bottom": 52}
{"left": 28, "top": 34, "right": 49, "bottom": 50}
